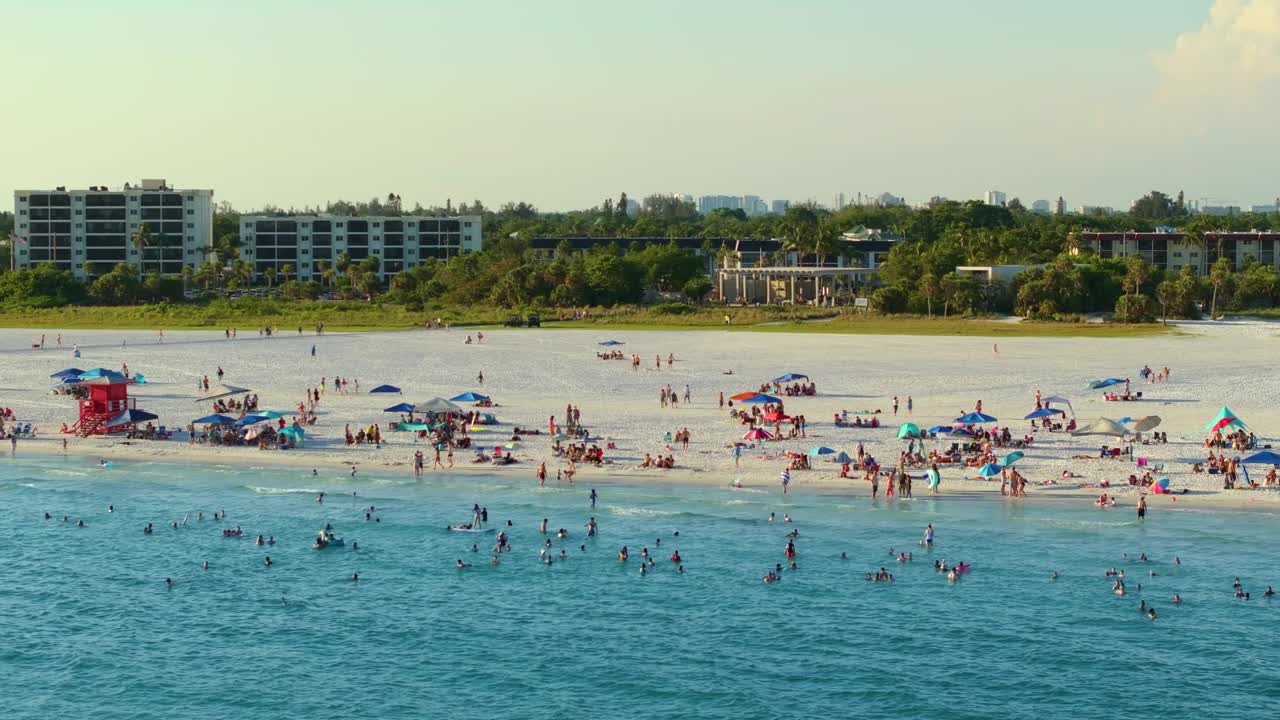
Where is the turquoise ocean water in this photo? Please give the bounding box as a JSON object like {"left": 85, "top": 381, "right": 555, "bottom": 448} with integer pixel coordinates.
{"left": 3, "top": 457, "right": 1279, "bottom": 719}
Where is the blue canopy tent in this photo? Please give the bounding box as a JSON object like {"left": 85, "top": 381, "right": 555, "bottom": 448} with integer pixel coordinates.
{"left": 806, "top": 446, "right": 836, "bottom": 456}
{"left": 233, "top": 414, "right": 270, "bottom": 427}
{"left": 104, "top": 408, "right": 159, "bottom": 428}
{"left": 450, "top": 392, "right": 491, "bottom": 402}
{"left": 50, "top": 368, "right": 85, "bottom": 379}
{"left": 192, "top": 413, "right": 236, "bottom": 425}
{"left": 1088, "top": 378, "right": 1126, "bottom": 390}
{"left": 773, "top": 373, "right": 809, "bottom": 383}
{"left": 384, "top": 402, "right": 416, "bottom": 413}
{"left": 258, "top": 410, "right": 290, "bottom": 420}
{"left": 739, "top": 394, "right": 781, "bottom": 405}
{"left": 833, "top": 451, "right": 853, "bottom": 463}
{"left": 1024, "top": 408, "right": 1064, "bottom": 419}
{"left": 598, "top": 340, "right": 625, "bottom": 346}
{"left": 369, "top": 384, "right": 401, "bottom": 394}
{"left": 956, "top": 412, "right": 998, "bottom": 424}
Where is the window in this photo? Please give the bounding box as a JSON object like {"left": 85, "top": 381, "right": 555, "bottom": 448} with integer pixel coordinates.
{"left": 464, "top": 221, "right": 473, "bottom": 228}
{"left": 186, "top": 195, "right": 193, "bottom": 201}
{"left": 373, "top": 222, "right": 381, "bottom": 228}
{"left": 130, "top": 209, "right": 138, "bottom": 215}
{"left": 186, "top": 249, "right": 194, "bottom": 255}
{"left": 301, "top": 249, "right": 310, "bottom": 255}
{"left": 336, "top": 222, "right": 345, "bottom": 228}
{"left": 186, "top": 223, "right": 194, "bottom": 229}
{"left": 187, "top": 209, "right": 194, "bottom": 215}
{"left": 75, "top": 223, "right": 82, "bottom": 229}
{"left": 18, "top": 196, "right": 26, "bottom": 202}
{"left": 19, "top": 209, "right": 26, "bottom": 216}
{"left": 18, "top": 223, "right": 25, "bottom": 229}
{"left": 74, "top": 209, "right": 82, "bottom": 215}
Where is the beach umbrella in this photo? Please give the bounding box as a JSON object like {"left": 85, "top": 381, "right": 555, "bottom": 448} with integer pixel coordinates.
{"left": 1132, "top": 416, "right": 1162, "bottom": 432}
{"left": 103, "top": 408, "right": 159, "bottom": 428}
{"left": 258, "top": 410, "right": 290, "bottom": 420}
{"left": 1204, "top": 406, "right": 1247, "bottom": 432}
{"left": 79, "top": 370, "right": 129, "bottom": 384}
{"left": 763, "top": 411, "right": 790, "bottom": 423}
{"left": 1088, "top": 378, "right": 1126, "bottom": 390}
{"left": 740, "top": 394, "right": 781, "bottom": 405}
{"left": 503, "top": 441, "right": 521, "bottom": 450}
{"left": 1241, "top": 450, "right": 1280, "bottom": 465}
{"left": 243, "top": 426, "right": 264, "bottom": 441}
{"left": 743, "top": 428, "right": 773, "bottom": 440}
{"left": 551, "top": 433, "right": 571, "bottom": 442}
{"left": 399, "top": 422, "right": 431, "bottom": 431}
{"left": 807, "top": 446, "right": 836, "bottom": 456}
{"left": 279, "top": 426, "right": 305, "bottom": 438}
{"left": 415, "top": 397, "right": 463, "bottom": 413}
{"left": 233, "top": 414, "right": 270, "bottom": 427}
{"left": 897, "top": 423, "right": 921, "bottom": 439}
{"left": 383, "top": 403, "right": 416, "bottom": 413}
{"left": 977, "top": 463, "right": 1002, "bottom": 477}
{"left": 833, "top": 451, "right": 853, "bottom": 463}
{"left": 772, "top": 373, "right": 809, "bottom": 383}
{"left": 369, "top": 384, "right": 401, "bottom": 394}
{"left": 730, "top": 391, "right": 758, "bottom": 402}
{"left": 1002, "top": 451, "right": 1025, "bottom": 466}
{"left": 1071, "top": 417, "right": 1131, "bottom": 438}
{"left": 50, "top": 367, "right": 85, "bottom": 379}
{"left": 955, "top": 412, "right": 997, "bottom": 424}
{"left": 1024, "top": 408, "right": 1064, "bottom": 419}
{"left": 598, "top": 340, "right": 625, "bottom": 346}
{"left": 192, "top": 413, "right": 236, "bottom": 425}
{"left": 450, "top": 392, "right": 491, "bottom": 402}
{"left": 196, "top": 384, "right": 251, "bottom": 402}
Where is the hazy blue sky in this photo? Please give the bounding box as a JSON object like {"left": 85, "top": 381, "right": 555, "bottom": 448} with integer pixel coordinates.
{"left": 4, "top": 0, "right": 1276, "bottom": 211}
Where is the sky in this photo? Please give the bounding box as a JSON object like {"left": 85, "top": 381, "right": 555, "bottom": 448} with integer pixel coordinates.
{"left": 3, "top": 0, "right": 1278, "bottom": 212}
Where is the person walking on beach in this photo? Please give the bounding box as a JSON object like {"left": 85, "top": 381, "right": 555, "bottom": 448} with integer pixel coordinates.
{"left": 893, "top": 396, "right": 899, "bottom": 415}
{"left": 477, "top": 370, "right": 484, "bottom": 386}
{"left": 433, "top": 447, "right": 444, "bottom": 470}
{"left": 683, "top": 384, "right": 691, "bottom": 403}
{"left": 719, "top": 391, "right": 724, "bottom": 409}
{"left": 414, "top": 450, "right": 424, "bottom": 478}
{"left": 310, "top": 344, "right": 316, "bottom": 358}
{"left": 733, "top": 443, "right": 743, "bottom": 468}
{"left": 907, "top": 396, "right": 913, "bottom": 415}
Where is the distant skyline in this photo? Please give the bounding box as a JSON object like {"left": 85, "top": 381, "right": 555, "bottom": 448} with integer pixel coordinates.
{"left": 5, "top": 0, "right": 1279, "bottom": 212}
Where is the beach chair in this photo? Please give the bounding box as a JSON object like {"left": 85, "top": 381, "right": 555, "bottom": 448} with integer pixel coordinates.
{"left": 1136, "top": 457, "right": 1149, "bottom": 469}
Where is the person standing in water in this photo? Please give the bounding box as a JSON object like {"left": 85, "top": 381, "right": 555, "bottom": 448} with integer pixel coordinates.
{"left": 590, "top": 488, "right": 597, "bottom": 509}
{"left": 1137, "top": 495, "right": 1147, "bottom": 520}
{"left": 922, "top": 524, "right": 935, "bottom": 547}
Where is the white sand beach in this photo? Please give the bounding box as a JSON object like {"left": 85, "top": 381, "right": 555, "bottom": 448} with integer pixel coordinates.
{"left": 4, "top": 321, "right": 1279, "bottom": 508}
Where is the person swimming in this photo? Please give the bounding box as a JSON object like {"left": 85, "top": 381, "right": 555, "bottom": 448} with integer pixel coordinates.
{"left": 351, "top": 573, "right": 359, "bottom": 581}
{"left": 491, "top": 555, "right": 501, "bottom": 565}
{"left": 1147, "top": 608, "right": 1157, "bottom": 621}
{"left": 1172, "top": 594, "right": 1182, "bottom": 604}
{"left": 1265, "top": 586, "right": 1275, "bottom": 597}
{"left": 164, "top": 577, "right": 173, "bottom": 588}
{"left": 1050, "top": 571, "right": 1059, "bottom": 580}
{"left": 264, "top": 556, "right": 273, "bottom": 567}
{"left": 456, "top": 559, "right": 471, "bottom": 569}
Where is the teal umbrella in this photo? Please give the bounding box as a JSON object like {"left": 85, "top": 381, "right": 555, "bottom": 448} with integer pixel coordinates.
{"left": 1002, "top": 451, "right": 1025, "bottom": 466}
{"left": 259, "top": 410, "right": 290, "bottom": 420}
{"left": 807, "top": 446, "right": 836, "bottom": 456}
{"left": 977, "top": 463, "right": 1002, "bottom": 477}
{"left": 897, "top": 423, "right": 920, "bottom": 439}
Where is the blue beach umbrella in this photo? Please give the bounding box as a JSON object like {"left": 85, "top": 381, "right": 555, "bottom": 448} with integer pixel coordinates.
{"left": 833, "top": 451, "right": 853, "bottom": 463}
{"left": 450, "top": 392, "right": 491, "bottom": 402}
{"left": 384, "top": 402, "right": 416, "bottom": 413}
{"left": 104, "top": 408, "right": 159, "bottom": 428}
{"left": 1024, "top": 408, "right": 1064, "bottom": 419}
{"left": 956, "top": 412, "right": 998, "bottom": 424}
{"left": 977, "top": 462, "right": 1002, "bottom": 477}
{"left": 192, "top": 413, "right": 236, "bottom": 425}
{"left": 1088, "top": 378, "right": 1126, "bottom": 390}
{"left": 258, "top": 410, "right": 290, "bottom": 420}
{"left": 1242, "top": 450, "right": 1280, "bottom": 465}
{"left": 773, "top": 373, "right": 809, "bottom": 382}
{"left": 740, "top": 394, "right": 781, "bottom": 405}
{"left": 233, "top": 414, "right": 270, "bottom": 427}
{"left": 369, "top": 384, "right": 401, "bottom": 394}
{"left": 807, "top": 446, "right": 836, "bottom": 456}
{"left": 1002, "top": 451, "right": 1025, "bottom": 466}
{"left": 598, "top": 340, "right": 625, "bottom": 346}
{"left": 50, "top": 367, "right": 85, "bottom": 379}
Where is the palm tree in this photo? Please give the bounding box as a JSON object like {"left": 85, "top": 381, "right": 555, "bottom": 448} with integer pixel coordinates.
{"left": 263, "top": 266, "right": 277, "bottom": 289}
{"left": 132, "top": 223, "right": 153, "bottom": 275}
{"left": 314, "top": 260, "right": 328, "bottom": 287}
{"left": 336, "top": 252, "right": 352, "bottom": 278}
{"left": 1209, "top": 257, "right": 1233, "bottom": 319}
{"left": 1156, "top": 280, "right": 1177, "bottom": 325}
{"left": 919, "top": 272, "right": 939, "bottom": 317}
{"left": 1123, "top": 257, "right": 1150, "bottom": 323}
{"left": 280, "top": 263, "right": 295, "bottom": 284}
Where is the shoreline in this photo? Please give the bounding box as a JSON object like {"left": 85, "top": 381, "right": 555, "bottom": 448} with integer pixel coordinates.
{"left": 13, "top": 435, "right": 1280, "bottom": 513}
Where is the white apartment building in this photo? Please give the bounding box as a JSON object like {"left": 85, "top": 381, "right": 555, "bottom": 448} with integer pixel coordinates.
{"left": 238, "top": 215, "right": 482, "bottom": 281}
{"left": 984, "top": 190, "right": 1007, "bottom": 206}
{"left": 12, "top": 180, "right": 214, "bottom": 278}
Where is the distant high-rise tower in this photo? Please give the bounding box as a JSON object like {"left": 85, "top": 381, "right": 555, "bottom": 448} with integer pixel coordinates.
{"left": 984, "top": 190, "right": 1007, "bottom": 207}
{"left": 1055, "top": 196, "right": 1066, "bottom": 216}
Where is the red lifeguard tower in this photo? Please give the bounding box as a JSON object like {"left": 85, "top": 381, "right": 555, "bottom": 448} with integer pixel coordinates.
{"left": 71, "top": 371, "right": 137, "bottom": 437}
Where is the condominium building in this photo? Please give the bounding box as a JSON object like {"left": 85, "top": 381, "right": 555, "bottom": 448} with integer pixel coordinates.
{"left": 238, "top": 215, "right": 482, "bottom": 281}
{"left": 984, "top": 190, "right": 1006, "bottom": 207}
{"left": 1073, "top": 229, "right": 1280, "bottom": 274}
{"left": 12, "top": 180, "right": 214, "bottom": 277}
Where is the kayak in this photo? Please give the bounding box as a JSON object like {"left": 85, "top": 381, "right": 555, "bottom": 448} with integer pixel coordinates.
{"left": 448, "top": 526, "right": 495, "bottom": 533}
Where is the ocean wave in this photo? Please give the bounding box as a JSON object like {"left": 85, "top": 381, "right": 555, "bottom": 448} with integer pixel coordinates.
{"left": 604, "top": 506, "right": 678, "bottom": 517}
{"left": 243, "top": 485, "right": 323, "bottom": 495}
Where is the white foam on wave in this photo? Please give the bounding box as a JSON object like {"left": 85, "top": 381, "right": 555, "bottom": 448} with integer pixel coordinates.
{"left": 605, "top": 506, "right": 678, "bottom": 517}
{"left": 244, "top": 486, "right": 323, "bottom": 495}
